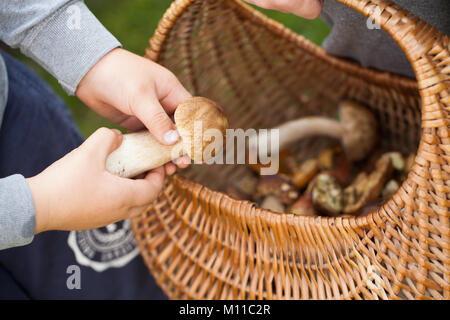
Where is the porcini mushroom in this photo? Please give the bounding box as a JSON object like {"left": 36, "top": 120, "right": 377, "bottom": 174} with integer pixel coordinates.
{"left": 381, "top": 179, "right": 400, "bottom": 200}
{"left": 289, "top": 193, "right": 316, "bottom": 217}
{"left": 247, "top": 150, "right": 297, "bottom": 175}
{"left": 343, "top": 155, "right": 393, "bottom": 214}
{"left": 355, "top": 200, "right": 386, "bottom": 217}
{"left": 106, "top": 97, "right": 229, "bottom": 178}
{"left": 317, "top": 147, "right": 338, "bottom": 170}
{"left": 254, "top": 175, "right": 299, "bottom": 206}
{"left": 249, "top": 100, "right": 378, "bottom": 162}
{"left": 226, "top": 186, "right": 250, "bottom": 201}
{"left": 226, "top": 175, "right": 258, "bottom": 201}
{"left": 292, "top": 158, "right": 319, "bottom": 189}
{"left": 316, "top": 146, "right": 353, "bottom": 186}
{"left": 311, "top": 154, "right": 394, "bottom": 216}
{"left": 234, "top": 175, "right": 258, "bottom": 196}
{"left": 260, "top": 195, "right": 285, "bottom": 213}
{"left": 311, "top": 173, "right": 345, "bottom": 217}
{"left": 384, "top": 152, "right": 405, "bottom": 171}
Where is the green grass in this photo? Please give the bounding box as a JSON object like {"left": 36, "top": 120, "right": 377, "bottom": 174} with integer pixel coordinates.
{"left": 11, "top": 0, "right": 330, "bottom": 137}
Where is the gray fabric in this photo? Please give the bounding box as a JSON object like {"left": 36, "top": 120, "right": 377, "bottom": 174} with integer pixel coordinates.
{"left": 0, "top": 0, "right": 121, "bottom": 95}
{"left": 0, "top": 55, "right": 6, "bottom": 129}
{"left": 0, "top": 1, "right": 121, "bottom": 251}
{"left": 0, "top": 175, "right": 36, "bottom": 250}
{"left": 321, "top": 0, "right": 450, "bottom": 78}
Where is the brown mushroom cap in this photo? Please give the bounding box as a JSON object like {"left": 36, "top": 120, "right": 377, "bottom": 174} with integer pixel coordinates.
{"left": 343, "top": 154, "right": 394, "bottom": 214}
{"left": 292, "top": 158, "right": 319, "bottom": 189}
{"left": 261, "top": 195, "right": 285, "bottom": 213}
{"left": 290, "top": 193, "right": 316, "bottom": 216}
{"left": 254, "top": 175, "right": 299, "bottom": 205}
{"left": 340, "top": 101, "right": 378, "bottom": 162}
{"left": 175, "top": 97, "right": 229, "bottom": 162}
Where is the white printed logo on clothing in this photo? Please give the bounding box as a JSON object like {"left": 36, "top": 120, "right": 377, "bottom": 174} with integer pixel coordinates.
{"left": 67, "top": 220, "right": 139, "bottom": 272}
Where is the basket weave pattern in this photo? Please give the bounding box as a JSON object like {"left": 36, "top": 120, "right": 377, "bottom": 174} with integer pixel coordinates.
{"left": 132, "top": 0, "right": 449, "bottom": 299}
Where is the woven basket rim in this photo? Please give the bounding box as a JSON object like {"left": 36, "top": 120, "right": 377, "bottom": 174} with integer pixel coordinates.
{"left": 169, "top": 173, "right": 375, "bottom": 228}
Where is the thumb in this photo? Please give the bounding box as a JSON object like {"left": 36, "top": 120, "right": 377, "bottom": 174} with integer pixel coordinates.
{"left": 293, "top": 0, "right": 323, "bottom": 19}
{"left": 82, "top": 127, "right": 123, "bottom": 163}
{"left": 132, "top": 94, "right": 180, "bottom": 146}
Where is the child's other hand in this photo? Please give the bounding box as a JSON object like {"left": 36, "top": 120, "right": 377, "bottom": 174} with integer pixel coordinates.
{"left": 76, "top": 48, "right": 192, "bottom": 175}
{"left": 27, "top": 128, "right": 165, "bottom": 234}
{"left": 243, "top": 0, "right": 323, "bottom": 19}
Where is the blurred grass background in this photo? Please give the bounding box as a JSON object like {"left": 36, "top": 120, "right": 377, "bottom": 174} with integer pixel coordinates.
{"left": 9, "top": 0, "right": 330, "bottom": 138}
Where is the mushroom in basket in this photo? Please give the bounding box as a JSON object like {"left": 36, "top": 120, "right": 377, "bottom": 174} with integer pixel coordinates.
{"left": 254, "top": 175, "right": 299, "bottom": 213}
{"left": 311, "top": 154, "right": 394, "bottom": 216}
{"left": 249, "top": 100, "right": 378, "bottom": 162}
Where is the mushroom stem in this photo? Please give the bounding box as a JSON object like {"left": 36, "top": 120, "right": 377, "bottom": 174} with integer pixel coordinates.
{"left": 249, "top": 117, "right": 343, "bottom": 152}
{"left": 275, "top": 117, "right": 344, "bottom": 150}
{"left": 106, "top": 131, "right": 184, "bottom": 178}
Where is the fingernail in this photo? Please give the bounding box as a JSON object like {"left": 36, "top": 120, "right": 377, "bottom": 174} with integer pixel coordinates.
{"left": 111, "top": 129, "right": 122, "bottom": 135}
{"left": 163, "top": 130, "right": 180, "bottom": 144}
{"left": 174, "top": 156, "right": 191, "bottom": 165}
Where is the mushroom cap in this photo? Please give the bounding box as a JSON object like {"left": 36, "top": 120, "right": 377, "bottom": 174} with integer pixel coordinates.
{"left": 174, "top": 97, "right": 229, "bottom": 162}
{"left": 254, "top": 175, "right": 299, "bottom": 205}
{"left": 260, "top": 195, "right": 285, "bottom": 213}
{"left": 311, "top": 173, "right": 344, "bottom": 217}
{"left": 290, "top": 193, "right": 316, "bottom": 216}
{"left": 343, "top": 154, "right": 393, "bottom": 214}
{"left": 339, "top": 101, "right": 378, "bottom": 162}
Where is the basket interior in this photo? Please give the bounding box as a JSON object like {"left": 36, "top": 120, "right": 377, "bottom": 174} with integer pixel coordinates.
{"left": 152, "top": 0, "right": 421, "bottom": 194}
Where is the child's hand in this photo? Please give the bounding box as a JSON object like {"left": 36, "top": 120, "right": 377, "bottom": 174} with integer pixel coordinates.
{"left": 76, "top": 48, "right": 192, "bottom": 175}
{"left": 27, "top": 128, "right": 165, "bottom": 234}
{"left": 243, "top": 0, "right": 323, "bottom": 19}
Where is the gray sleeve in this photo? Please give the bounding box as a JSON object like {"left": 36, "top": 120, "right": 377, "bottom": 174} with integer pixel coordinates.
{"left": 0, "top": 175, "right": 36, "bottom": 251}
{"left": 0, "top": 0, "right": 121, "bottom": 95}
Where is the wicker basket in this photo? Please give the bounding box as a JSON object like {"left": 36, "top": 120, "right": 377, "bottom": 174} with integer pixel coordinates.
{"left": 131, "top": 0, "right": 449, "bottom": 299}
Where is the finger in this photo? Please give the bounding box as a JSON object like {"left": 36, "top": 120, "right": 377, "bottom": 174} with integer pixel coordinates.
{"left": 164, "top": 163, "right": 177, "bottom": 175}
{"left": 293, "top": 0, "right": 323, "bottom": 19}
{"left": 243, "top": 0, "right": 322, "bottom": 19}
{"left": 173, "top": 155, "right": 191, "bottom": 169}
{"left": 127, "top": 205, "right": 150, "bottom": 219}
{"left": 119, "top": 116, "right": 145, "bottom": 132}
{"left": 125, "top": 167, "right": 166, "bottom": 206}
{"left": 242, "top": 0, "right": 283, "bottom": 11}
{"left": 157, "top": 71, "right": 192, "bottom": 114}
{"left": 132, "top": 94, "right": 180, "bottom": 145}
{"left": 242, "top": 0, "right": 270, "bottom": 9}
{"left": 82, "top": 127, "right": 123, "bottom": 164}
